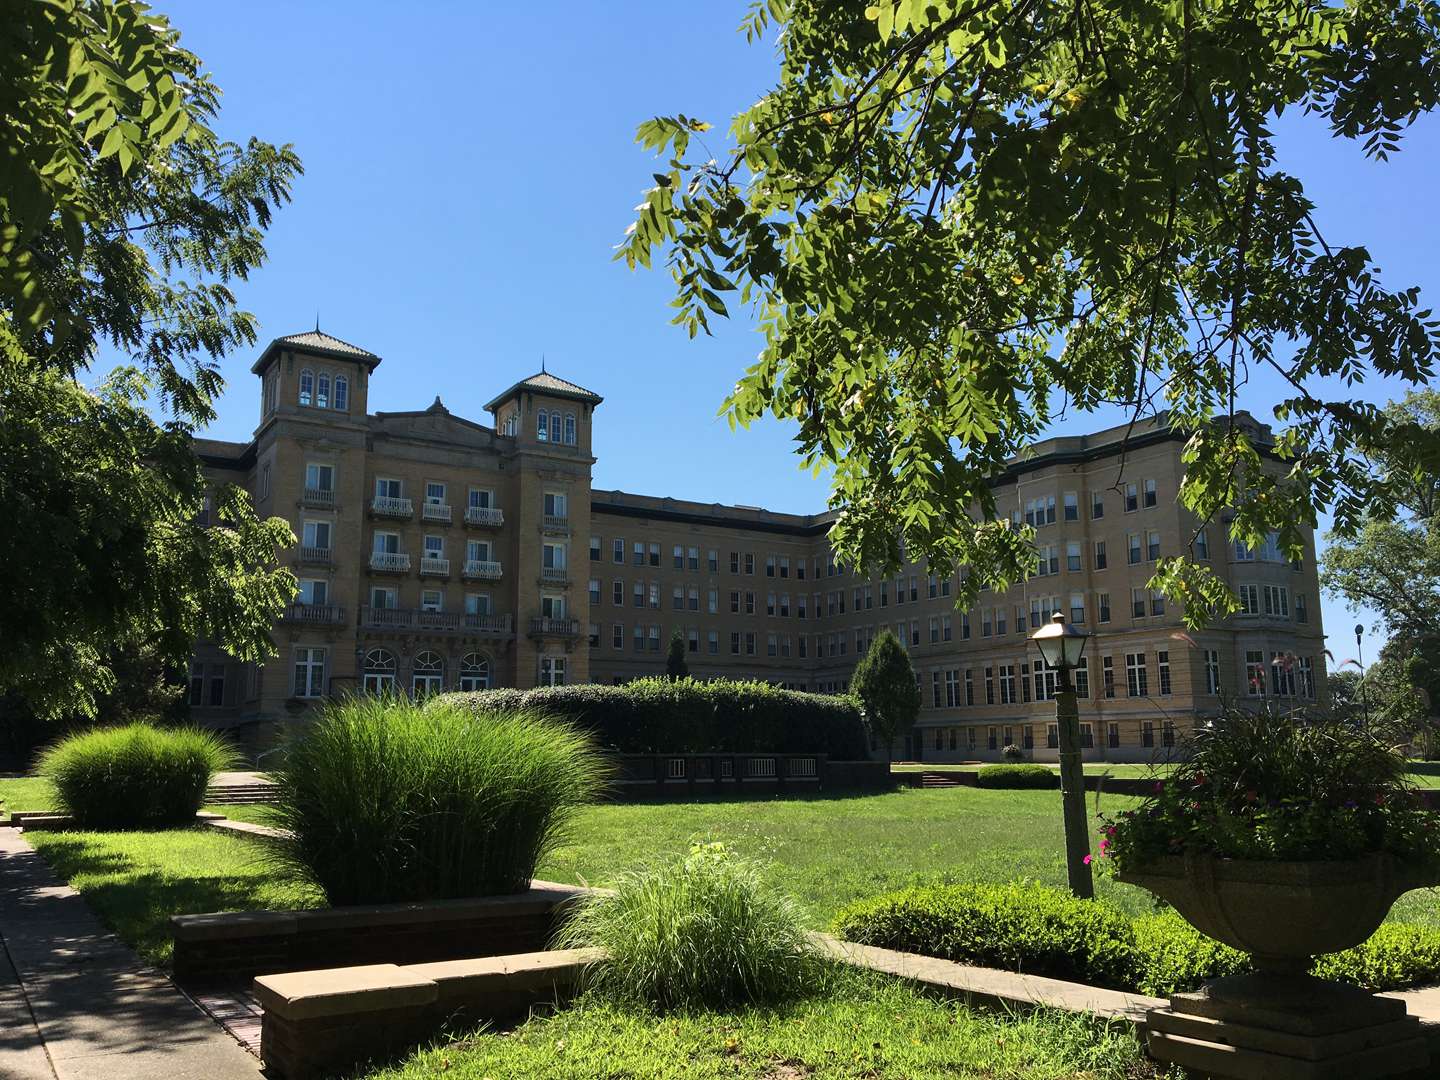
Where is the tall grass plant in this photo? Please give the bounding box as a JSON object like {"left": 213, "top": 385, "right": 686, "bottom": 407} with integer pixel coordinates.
{"left": 37, "top": 722, "right": 236, "bottom": 828}
{"left": 269, "top": 697, "right": 608, "bottom": 905}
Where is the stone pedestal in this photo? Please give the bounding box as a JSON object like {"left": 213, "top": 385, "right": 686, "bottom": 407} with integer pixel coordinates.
{"left": 1144, "top": 974, "right": 1430, "bottom": 1079}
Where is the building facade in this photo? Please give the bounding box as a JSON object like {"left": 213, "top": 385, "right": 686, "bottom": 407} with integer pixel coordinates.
{"left": 193, "top": 331, "right": 1327, "bottom": 760}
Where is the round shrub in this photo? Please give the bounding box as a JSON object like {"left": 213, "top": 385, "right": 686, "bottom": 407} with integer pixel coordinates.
{"left": 38, "top": 722, "right": 236, "bottom": 828}
{"left": 270, "top": 698, "right": 609, "bottom": 905}
{"left": 1313, "top": 923, "right": 1440, "bottom": 991}
{"left": 556, "top": 842, "right": 818, "bottom": 1010}
{"left": 975, "top": 764, "right": 1059, "bottom": 789}
{"left": 831, "top": 881, "right": 1136, "bottom": 988}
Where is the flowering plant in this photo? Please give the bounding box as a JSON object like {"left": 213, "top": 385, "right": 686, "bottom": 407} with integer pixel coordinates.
{"left": 1102, "top": 707, "right": 1440, "bottom": 871}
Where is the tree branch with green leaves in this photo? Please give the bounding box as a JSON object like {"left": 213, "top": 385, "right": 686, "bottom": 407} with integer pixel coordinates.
{"left": 619, "top": 0, "right": 1440, "bottom": 625}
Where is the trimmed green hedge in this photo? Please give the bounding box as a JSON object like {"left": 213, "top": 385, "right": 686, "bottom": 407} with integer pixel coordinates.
{"left": 432, "top": 677, "right": 868, "bottom": 758}
{"left": 831, "top": 881, "right": 1136, "bottom": 987}
{"left": 975, "top": 764, "right": 1059, "bottom": 789}
{"left": 832, "top": 881, "right": 1440, "bottom": 996}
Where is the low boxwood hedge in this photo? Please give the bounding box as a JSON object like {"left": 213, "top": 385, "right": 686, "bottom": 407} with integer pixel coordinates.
{"left": 975, "top": 764, "right": 1059, "bottom": 789}
{"left": 432, "top": 677, "right": 868, "bottom": 758}
{"left": 832, "top": 881, "right": 1440, "bottom": 996}
{"left": 831, "top": 881, "right": 1136, "bottom": 988}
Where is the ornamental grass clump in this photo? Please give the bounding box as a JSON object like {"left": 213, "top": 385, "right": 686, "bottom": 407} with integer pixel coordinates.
{"left": 555, "top": 842, "right": 819, "bottom": 1010}
{"left": 1102, "top": 706, "right": 1440, "bottom": 871}
{"left": 38, "top": 722, "right": 236, "bottom": 829}
{"left": 270, "top": 697, "right": 608, "bottom": 906}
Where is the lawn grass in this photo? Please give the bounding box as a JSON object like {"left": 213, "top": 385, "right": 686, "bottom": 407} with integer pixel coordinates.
{"left": 541, "top": 787, "right": 1150, "bottom": 923}
{"left": 0, "top": 775, "right": 57, "bottom": 813}
{"left": 23, "top": 825, "right": 320, "bottom": 966}
{"left": 361, "top": 972, "right": 1155, "bottom": 1080}
{"left": 21, "top": 785, "right": 1440, "bottom": 970}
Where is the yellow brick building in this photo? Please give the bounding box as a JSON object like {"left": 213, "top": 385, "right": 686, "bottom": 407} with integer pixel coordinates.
{"left": 192, "top": 330, "right": 1327, "bottom": 760}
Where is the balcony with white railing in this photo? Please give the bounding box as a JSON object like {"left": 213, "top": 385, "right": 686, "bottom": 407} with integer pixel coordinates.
{"left": 370, "top": 495, "right": 414, "bottom": 519}
{"left": 358, "top": 608, "right": 514, "bottom": 635}
{"left": 298, "top": 545, "right": 334, "bottom": 566}
{"left": 540, "top": 565, "right": 570, "bottom": 584}
{"left": 419, "top": 556, "right": 451, "bottom": 578}
{"left": 301, "top": 487, "right": 336, "bottom": 509}
{"left": 542, "top": 514, "right": 571, "bottom": 535}
{"left": 464, "top": 506, "right": 504, "bottom": 527}
{"left": 528, "top": 617, "right": 581, "bottom": 638}
{"left": 462, "top": 559, "right": 503, "bottom": 580}
{"left": 421, "top": 502, "right": 453, "bottom": 524}
{"left": 368, "top": 551, "right": 410, "bottom": 573}
{"left": 283, "top": 603, "right": 347, "bottom": 625}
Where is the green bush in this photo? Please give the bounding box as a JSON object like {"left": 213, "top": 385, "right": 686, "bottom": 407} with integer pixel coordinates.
{"left": 269, "top": 698, "right": 608, "bottom": 905}
{"left": 830, "top": 881, "right": 1136, "bottom": 988}
{"left": 1130, "top": 911, "right": 1248, "bottom": 996}
{"left": 555, "top": 842, "right": 818, "bottom": 1010}
{"left": 433, "top": 676, "right": 868, "bottom": 758}
{"left": 1313, "top": 924, "right": 1440, "bottom": 991}
{"left": 975, "top": 764, "right": 1059, "bottom": 789}
{"left": 37, "top": 722, "right": 235, "bottom": 828}
{"left": 834, "top": 880, "right": 1440, "bottom": 996}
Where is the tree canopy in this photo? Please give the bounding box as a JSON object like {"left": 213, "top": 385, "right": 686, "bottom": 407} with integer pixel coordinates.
{"left": 1, "top": 1, "right": 301, "bottom": 717}
{"left": 621, "top": 0, "right": 1440, "bottom": 623}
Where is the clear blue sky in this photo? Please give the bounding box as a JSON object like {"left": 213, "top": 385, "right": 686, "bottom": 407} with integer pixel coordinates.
{"left": 158, "top": 0, "right": 1440, "bottom": 659}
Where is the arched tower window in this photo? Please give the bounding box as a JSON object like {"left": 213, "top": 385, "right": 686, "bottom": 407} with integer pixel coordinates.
{"left": 459, "top": 653, "right": 491, "bottom": 692}
{"left": 316, "top": 372, "right": 331, "bottom": 409}
{"left": 298, "top": 369, "right": 314, "bottom": 407}
{"left": 363, "top": 649, "right": 396, "bottom": 695}
{"left": 334, "top": 375, "right": 349, "bottom": 411}
{"left": 563, "top": 413, "right": 576, "bottom": 445}
{"left": 411, "top": 651, "right": 444, "bottom": 697}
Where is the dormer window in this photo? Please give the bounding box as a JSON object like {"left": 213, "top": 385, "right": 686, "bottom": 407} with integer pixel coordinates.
{"left": 334, "top": 375, "right": 349, "bottom": 411}
{"left": 298, "top": 369, "right": 314, "bottom": 407}
{"left": 316, "top": 372, "right": 330, "bottom": 409}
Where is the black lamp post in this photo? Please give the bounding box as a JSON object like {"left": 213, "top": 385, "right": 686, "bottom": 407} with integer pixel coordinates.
{"left": 1356, "top": 623, "right": 1370, "bottom": 732}
{"left": 1031, "top": 610, "right": 1094, "bottom": 899}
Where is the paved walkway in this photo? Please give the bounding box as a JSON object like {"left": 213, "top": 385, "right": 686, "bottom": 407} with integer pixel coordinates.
{"left": 0, "top": 827, "right": 261, "bottom": 1080}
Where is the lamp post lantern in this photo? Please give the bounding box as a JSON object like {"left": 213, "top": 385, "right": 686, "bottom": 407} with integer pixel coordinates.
{"left": 1031, "top": 611, "right": 1094, "bottom": 899}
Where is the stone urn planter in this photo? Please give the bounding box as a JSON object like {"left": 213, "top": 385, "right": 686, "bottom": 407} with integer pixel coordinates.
{"left": 1118, "top": 851, "right": 1439, "bottom": 1079}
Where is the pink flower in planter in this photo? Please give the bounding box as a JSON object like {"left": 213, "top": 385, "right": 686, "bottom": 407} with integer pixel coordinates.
{"left": 1083, "top": 854, "right": 1093, "bottom": 865}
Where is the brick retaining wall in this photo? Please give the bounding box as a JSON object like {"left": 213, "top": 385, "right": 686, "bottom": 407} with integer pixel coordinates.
{"left": 170, "top": 881, "right": 588, "bottom": 984}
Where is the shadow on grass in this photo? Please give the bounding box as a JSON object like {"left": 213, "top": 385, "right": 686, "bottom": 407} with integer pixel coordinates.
{"left": 27, "top": 830, "right": 320, "bottom": 967}
{"left": 598, "top": 785, "right": 913, "bottom": 808}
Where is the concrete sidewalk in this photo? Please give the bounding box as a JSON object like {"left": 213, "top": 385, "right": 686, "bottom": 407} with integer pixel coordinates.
{"left": 0, "top": 827, "right": 261, "bottom": 1080}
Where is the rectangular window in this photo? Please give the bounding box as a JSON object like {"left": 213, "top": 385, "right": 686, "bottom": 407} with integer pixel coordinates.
{"left": 745, "top": 632, "right": 756, "bottom": 656}
{"left": 964, "top": 669, "right": 974, "bottom": 706}
{"left": 730, "top": 551, "right": 740, "bottom": 573}
{"left": 1143, "top": 721, "right": 1154, "bottom": 748}
{"left": 745, "top": 553, "right": 755, "bottom": 575}
{"left": 707, "top": 630, "right": 719, "bottom": 654}
{"left": 613, "top": 538, "right": 624, "bottom": 564}
{"left": 633, "top": 541, "right": 645, "bottom": 566}
{"left": 1246, "top": 650, "right": 1266, "bottom": 696}
{"left": 293, "top": 648, "right": 325, "bottom": 698}
{"left": 1102, "top": 656, "right": 1115, "bottom": 699}
{"left": 1158, "top": 650, "right": 1172, "bottom": 695}
{"left": 649, "top": 543, "right": 661, "bottom": 567}
{"left": 1070, "top": 592, "right": 1085, "bottom": 623}
{"left": 674, "top": 544, "right": 685, "bottom": 569}
{"left": 1108, "top": 722, "right": 1120, "bottom": 749}
{"left": 425, "top": 481, "right": 447, "bottom": 506}
{"left": 1081, "top": 723, "right": 1094, "bottom": 749}
{"left": 613, "top": 580, "right": 624, "bottom": 606}
{"left": 942, "top": 614, "right": 953, "bottom": 641}
{"left": 1147, "top": 530, "right": 1161, "bottom": 562}
{"left": 649, "top": 583, "right": 660, "bottom": 609}
{"left": 1144, "top": 479, "right": 1157, "bottom": 508}
{"left": 305, "top": 462, "right": 335, "bottom": 492}
{"left": 1205, "top": 649, "right": 1221, "bottom": 694}
{"left": 1162, "top": 721, "right": 1176, "bottom": 748}
{"left": 1063, "top": 492, "right": 1079, "bottom": 521}
{"left": 1067, "top": 541, "right": 1082, "bottom": 572}
{"left": 1092, "top": 491, "right": 1105, "bottom": 519}
{"left": 589, "top": 578, "right": 601, "bottom": 604}
{"left": 1126, "top": 652, "right": 1148, "bottom": 697}
{"left": 708, "top": 549, "right": 718, "bottom": 572}
{"left": 1132, "top": 588, "right": 1147, "bottom": 618}
{"left": 589, "top": 536, "right": 601, "bottom": 561}
{"left": 674, "top": 587, "right": 685, "bottom": 611}
{"left": 1150, "top": 589, "right": 1165, "bottom": 617}
{"left": 1195, "top": 529, "right": 1209, "bottom": 560}
{"left": 649, "top": 625, "right": 661, "bottom": 652}
{"left": 634, "top": 582, "right": 645, "bottom": 608}
{"left": 1125, "top": 482, "right": 1138, "bottom": 513}
{"left": 1238, "top": 583, "right": 1260, "bottom": 615}
{"left": 1128, "top": 533, "right": 1142, "bottom": 565}
{"left": 612, "top": 623, "right": 624, "bottom": 649}
{"left": 634, "top": 625, "right": 646, "bottom": 652}
{"left": 1098, "top": 592, "right": 1111, "bottom": 623}
{"left": 766, "top": 555, "right": 776, "bottom": 577}
{"left": 688, "top": 547, "right": 700, "bottom": 570}
{"left": 730, "top": 631, "right": 741, "bottom": 655}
